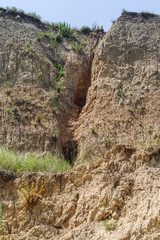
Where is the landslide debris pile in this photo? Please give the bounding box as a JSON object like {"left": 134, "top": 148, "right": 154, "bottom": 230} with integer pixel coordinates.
{"left": 0, "top": 8, "right": 160, "bottom": 240}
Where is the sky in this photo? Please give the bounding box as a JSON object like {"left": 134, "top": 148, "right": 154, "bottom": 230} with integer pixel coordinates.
{"left": 0, "top": 0, "right": 160, "bottom": 31}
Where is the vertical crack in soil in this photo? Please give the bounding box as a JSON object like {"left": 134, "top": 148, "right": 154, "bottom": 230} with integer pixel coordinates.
{"left": 73, "top": 59, "right": 92, "bottom": 114}
{"left": 59, "top": 55, "right": 93, "bottom": 163}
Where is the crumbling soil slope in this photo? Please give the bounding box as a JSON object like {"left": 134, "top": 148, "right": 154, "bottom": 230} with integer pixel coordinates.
{"left": 0, "top": 9, "right": 160, "bottom": 240}
{"left": 75, "top": 12, "right": 160, "bottom": 159}
{"left": 0, "top": 7, "right": 103, "bottom": 156}
{"left": 0, "top": 145, "right": 160, "bottom": 240}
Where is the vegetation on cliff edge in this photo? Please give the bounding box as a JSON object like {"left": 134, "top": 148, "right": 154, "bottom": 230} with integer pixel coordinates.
{"left": 0, "top": 147, "right": 70, "bottom": 173}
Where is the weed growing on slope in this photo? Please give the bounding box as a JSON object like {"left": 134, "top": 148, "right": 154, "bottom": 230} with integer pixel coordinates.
{"left": 80, "top": 26, "right": 91, "bottom": 34}
{"left": 90, "top": 127, "right": 96, "bottom": 133}
{"left": 38, "top": 72, "right": 42, "bottom": 77}
{"left": 19, "top": 181, "right": 45, "bottom": 208}
{"left": 71, "top": 42, "right": 83, "bottom": 53}
{"left": 103, "top": 220, "right": 117, "bottom": 230}
{"left": 103, "top": 137, "right": 111, "bottom": 147}
{"left": 55, "top": 82, "right": 66, "bottom": 93}
{"left": 55, "top": 32, "right": 63, "bottom": 43}
{"left": 0, "top": 146, "right": 70, "bottom": 173}
{"left": 6, "top": 6, "right": 18, "bottom": 11}
{"left": 50, "top": 38, "right": 57, "bottom": 49}
{"left": 121, "top": 8, "right": 128, "bottom": 13}
{"left": 45, "top": 31, "right": 53, "bottom": 39}
{"left": 35, "top": 113, "right": 41, "bottom": 123}
{"left": 5, "top": 81, "right": 14, "bottom": 88}
{"left": 16, "top": 15, "right": 20, "bottom": 19}
{"left": 37, "top": 32, "right": 44, "bottom": 40}
{"left": 54, "top": 128, "right": 61, "bottom": 137}
{"left": 27, "top": 12, "right": 41, "bottom": 20}
{"left": 56, "top": 64, "right": 66, "bottom": 78}
{"left": 58, "top": 22, "right": 77, "bottom": 40}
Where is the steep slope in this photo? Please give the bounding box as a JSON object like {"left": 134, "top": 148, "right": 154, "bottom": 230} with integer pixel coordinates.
{"left": 75, "top": 12, "right": 160, "bottom": 160}
{"left": 0, "top": 7, "right": 103, "bottom": 158}
{"left": 0, "top": 9, "right": 160, "bottom": 240}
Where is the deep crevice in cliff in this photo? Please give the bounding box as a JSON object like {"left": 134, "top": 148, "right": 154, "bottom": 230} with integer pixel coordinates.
{"left": 60, "top": 55, "right": 93, "bottom": 163}
{"left": 73, "top": 58, "right": 92, "bottom": 114}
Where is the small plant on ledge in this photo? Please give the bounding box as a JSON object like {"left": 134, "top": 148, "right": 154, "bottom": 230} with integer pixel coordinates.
{"left": 19, "top": 181, "right": 45, "bottom": 209}
{"left": 103, "top": 220, "right": 117, "bottom": 230}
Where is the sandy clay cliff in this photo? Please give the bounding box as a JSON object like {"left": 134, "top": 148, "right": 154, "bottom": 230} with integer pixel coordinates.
{"left": 0, "top": 8, "right": 160, "bottom": 240}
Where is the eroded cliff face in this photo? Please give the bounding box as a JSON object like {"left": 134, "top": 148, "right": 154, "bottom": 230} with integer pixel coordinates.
{"left": 75, "top": 12, "right": 160, "bottom": 159}
{"left": 1, "top": 146, "right": 160, "bottom": 240}
{"left": 0, "top": 7, "right": 103, "bottom": 157}
{"left": 0, "top": 9, "right": 160, "bottom": 240}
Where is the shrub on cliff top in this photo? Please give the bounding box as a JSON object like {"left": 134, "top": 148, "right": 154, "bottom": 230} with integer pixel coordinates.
{"left": 80, "top": 26, "right": 91, "bottom": 34}
{"left": 27, "top": 12, "right": 41, "bottom": 20}
{"left": 6, "top": 6, "right": 18, "bottom": 11}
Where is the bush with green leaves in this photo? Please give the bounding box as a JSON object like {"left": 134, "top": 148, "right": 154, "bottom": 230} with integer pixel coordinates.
{"left": 5, "top": 81, "right": 14, "bottom": 88}
{"left": 80, "top": 26, "right": 91, "bottom": 34}
{"left": 121, "top": 8, "right": 127, "bottom": 13}
{"left": 27, "top": 12, "right": 41, "bottom": 20}
{"left": 50, "top": 22, "right": 54, "bottom": 28}
{"left": 6, "top": 6, "right": 25, "bottom": 14}
{"left": 6, "top": 6, "right": 18, "bottom": 11}
{"left": 59, "top": 22, "right": 71, "bottom": 38}
{"left": 45, "top": 30, "right": 53, "bottom": 39}
{"left": 56, "top": 64, "right": 66, "bottom": 78}
{"left": 12, "top": 107, "right": 18, "bottom": 114}
{"left": 43, "top": 31, "right": 58, "bottom": 49}
{"left": 55, "top": 32, "right": 63, "bottom": 43}
{"left": 71, "top": 42, "right": 83, "bottom": 53}
{"left": 50, "top": 38, "right": 57, "bottom": 49}
{"left": 58, "top": 22, "right": 78, "bottom": 40}
{"left": 55, "top": 82, "right": 65, "bottom": 93}
{"left": 92, "top": 22, "right": 104, "bottom": 31}
{"left": 37, "top": 32, "right": 44, "bottom": 40}
{"left": 38, "top": 72, "right": 42, "bottom": 77}
{"left": 16, "top": 15, "right": 21, "bottom": 19}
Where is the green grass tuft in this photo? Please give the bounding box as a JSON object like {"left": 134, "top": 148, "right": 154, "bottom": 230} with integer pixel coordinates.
{"left": 0, "top": 146, "right": 70, "bottom": 173}
{"left": 80, "top": 26, "right": 91, "bottom": 34}
{"left": 27, "top": 12, "right": 41, "bottom": 20}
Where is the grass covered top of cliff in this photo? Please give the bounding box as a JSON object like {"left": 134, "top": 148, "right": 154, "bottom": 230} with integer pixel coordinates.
{"left": 0, "top": 6, "right": 104, "bottom": 34}
{"left": 118, "top": 10, "right": 160, "bottom": 21}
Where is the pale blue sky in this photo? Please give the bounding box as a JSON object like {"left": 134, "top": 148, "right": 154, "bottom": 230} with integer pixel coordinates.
{"left": 0, "top": 0, "right": 160, "bottom": 30}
